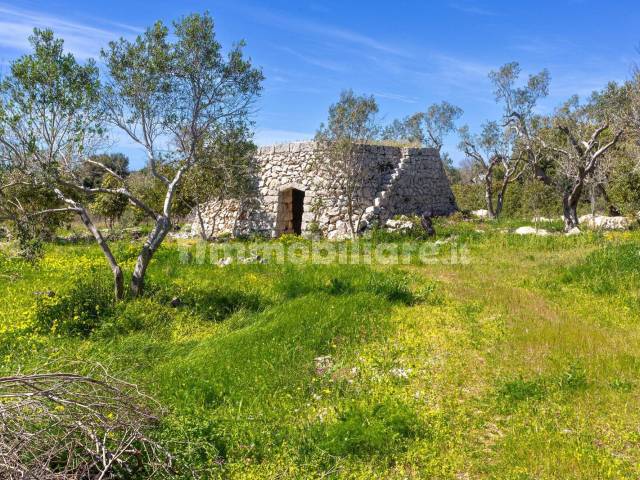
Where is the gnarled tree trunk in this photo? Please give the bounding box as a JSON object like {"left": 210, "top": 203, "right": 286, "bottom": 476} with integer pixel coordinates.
{"left": 55, "top": 191, "right": 125, "bottom": 300}
{"left": 562, "top": 181, "right": 583, "bottom": 231}
{"left": 484, "top": 169, "right": 496, "bottom": 219}
{"left": 130, "top": 216, "right": 171, "bottom": 298}
{"left": 78, "top": 208, "right": 125, "bottom": 301}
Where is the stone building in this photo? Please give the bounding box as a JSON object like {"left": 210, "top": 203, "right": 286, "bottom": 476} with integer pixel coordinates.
{"left": 191, "top": 141, "right": 457, "bottom": 239}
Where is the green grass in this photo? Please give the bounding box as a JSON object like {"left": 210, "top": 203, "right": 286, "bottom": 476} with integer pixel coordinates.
{"left": 1, "top": 221, "right": 640, "bottom": 478}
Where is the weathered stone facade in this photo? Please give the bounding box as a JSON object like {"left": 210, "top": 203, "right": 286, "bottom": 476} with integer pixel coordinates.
{"left": 191, "top": 141, "right": 457, "bottom": 239}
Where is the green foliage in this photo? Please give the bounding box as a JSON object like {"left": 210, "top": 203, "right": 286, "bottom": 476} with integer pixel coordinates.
{"left": 78, "top": 153, "right": 130, "bottom": 188}
{"left": 519, "top": 179, "right": 560, "bottom": 218}
{"left": 315, "top": 399, "right": 421, "bottom": 457}
{"left": 33, "top": 273, "right": 114, "bottom": 336}
{"left": 98, "top": 298, "right": 172, "bottom": 336}
{"left": 451, "top": 183, "right": 485, "bottom": 211}
{"left": 126, "top": 171, "right": 168, "bottom": 222}
{"left": 316, "top": 89, "right": 379, "bottom": 143}
{"left": 273, "top": 264, "right": 415, "bottom": 305}
{"left": 382, "top": 101, "right": 463, "bottom": 152}
{"left": 2, "top": 180, "right": 67, "bottom": 249}
{"left": 365, "top": 271, "right": 415, "bottom": 304}
{"left": 13, "top": 217, "right": 45, "bottom": 262}
{"left": 3, "top": 224, "right": 640, "bottom": 478}
{"left": 560, "top": 242, "right": 640, "bottom": 297}
{"left": 1, "top": 28, "right": 100, "bottom": 128}
{"left": 496, "top": 376, "right": 547, "bottom": 405}
{"left": 451, "top": 179, "right": 562, "bottom": 219}
{"left": 172, "top": 284, "right": 268, "bottom": 322}
{"left": 609, "top": 155, "right": 640, "bottom": 215}
{"left": 496, "top": 364, "right": 588, "bottom": 410}
{"left": 92, "top": 174, "right": 129, "bottom": 227}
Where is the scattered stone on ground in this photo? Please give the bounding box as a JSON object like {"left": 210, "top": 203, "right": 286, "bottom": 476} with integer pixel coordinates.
{"left": 239, "top": 255, "right": 267, "bottom": 264}
{"left": 471, "top": 209, "right": 490, "bottom": 219}
{"left": 514, "top": 226, "right": 551, "bottom": 236}
{"left": 33, "top": 290, "right": 55, "bottom": 297}
{"left": 216, "top": 255, "right": 267, "bottom": 267}
{"left": 389, "top": 367, "right": 411, "bottom": 379}
{"left": 532, "top": 216, "right": 559, "bottom": 223}
{"left": 217, "top": 257, "right": 233, "bottom": 267}
{"left": 314, "top": 355, "right": 333, "bottom": 376}
{"left": 565, "top": 227, "right": 582, "bottom": 236}
{"left": 168, "top": 230, "right": 194, "bottom": 240}
{"left": 578, "top": 214, "right": 631, "bottom": 231}
{"left": 384, "top": 218, "right": 414, "bottom": 233}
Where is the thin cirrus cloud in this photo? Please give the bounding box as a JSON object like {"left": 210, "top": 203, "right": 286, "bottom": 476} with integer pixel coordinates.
{"left": 0, "top": 3, "right": 137, "bottom": 59}
{"left": 449, "top": 2, "right": 499, "bottom": 16}
{"left": 277, "top": 46, "right": 349, "bottom": 73}
{"left": 372, "top": 92, "right": 419, "bottom": 105}
{"left": 238, "top": 3, "right": 411, "bottom": 59}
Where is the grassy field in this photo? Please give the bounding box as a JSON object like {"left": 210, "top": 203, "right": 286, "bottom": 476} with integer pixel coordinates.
{"left": 1, "top": 219, "right": 639, "bottom": 479}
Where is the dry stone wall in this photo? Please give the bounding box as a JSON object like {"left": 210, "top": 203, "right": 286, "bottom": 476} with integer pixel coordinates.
{"left": 190, "top": 141, "right": 457, "bottom": 239}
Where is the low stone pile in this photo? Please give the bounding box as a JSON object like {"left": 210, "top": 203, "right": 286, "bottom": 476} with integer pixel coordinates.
{"left": 578, "top": 214, "right": 631, "bottom": 231}
{"left": 384, "top": 217, "right": 414, "bottom": 233}
{"left": 471, "top": 209, "right": 490, "bottom": 219}
{"left": 514, "top": 226, "right": 551, "bottom": 236}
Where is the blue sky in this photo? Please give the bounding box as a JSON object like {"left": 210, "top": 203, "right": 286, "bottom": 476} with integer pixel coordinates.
{"left": 1, "top": 0, "right": 639, "bottom": 169}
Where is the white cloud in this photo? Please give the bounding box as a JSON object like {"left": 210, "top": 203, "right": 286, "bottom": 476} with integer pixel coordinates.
{"left": 0, "top": 3, "right": 136, "bottom": 59}
{"left": 449, "top": 2, "right": 499, "bottom": 16}
{"left": 278, "top": 46, "right": 348, "bottom": 73}
{"left": 240, "top": 4, "right": 411, "bottom": 58}
{"left": 373, "top": 92, "right": 419, "bottom": 104}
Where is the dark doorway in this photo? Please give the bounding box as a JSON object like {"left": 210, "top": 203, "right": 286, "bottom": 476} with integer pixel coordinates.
{"left": 277, "top": 188, "right": 305, "bottom": 235}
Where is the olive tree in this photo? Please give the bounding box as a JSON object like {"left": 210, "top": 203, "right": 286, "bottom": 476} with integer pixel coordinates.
{"left": 458, "top": 122, "right": 521, "bottom": 218}
{"left": 382, "top": 101, "right": 463, "bottom": 152}
{"left": 78, "top": 153, "right": 129, "bottom": 188}
{"left": 0, "top": 29, "right": 125, "bottom": 288}
{"left": 181, "top": 125, "right": 258, "bottom": 241}
{"left": 458, "top": 62, "right": 549, "bottom": 219}
{"left": 545, "top": 95, "right": 624, "bottom": 230}
{"left": 92, "top": 175, "right": 129, "bottom": 229}
{"left": 315, "top": 90, "right": 379, "bottom": 238}
{"left": 100, "top": 12, "right": 263, "bottom": 296}
{"left": 492, "top": 62, "right": 550, "bottom": 181}
{"left": 381, "top": 112, "right": 424, "bottom": 145}
{"left": 0, "top": 14, "right": 263, "bottom": 299}
{"left": 423, "top": 101, "right": 464, "bottom": 152}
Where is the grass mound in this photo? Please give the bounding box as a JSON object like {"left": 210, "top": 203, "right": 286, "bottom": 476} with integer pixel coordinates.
{"left": 2, "top": 224, "right": 640, "bottom": 478}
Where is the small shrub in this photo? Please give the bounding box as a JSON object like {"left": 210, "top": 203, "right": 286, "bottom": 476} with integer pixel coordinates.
{"left": 451, "top": 183, "right": 485, "bottom": 212}
{"left": 33, "top": 275, "right": 114, "bottom": 336}
{"left": 496, "top": 376, "right": 547, "bottom": 406}
{"left": 306, "top": 220, "right": 321, "bottom": 237}
{"left": 413, "top": 281, "right": 444, "bottom": 305}
{"left": 98, "top": 298, "right": 173, "bottom": 336}
{"left": 366, "top": 273, "right": 414, "bottom": 305}
{"left": 496, "top": 364, "right": 588, "bottom": 411}
{"left": 326, "top": 277, "right": 355, "bottom": 295}
{"left": 275, "top": 266, "right": 415, "bottom": 304}
{"left": 560, "top": 243, "right": 640, "bottom": 296}
{"left": 556, "top": 363, "right": 588, "bottom": 392}
{"left": 274, "top": 266, "right": 359, "bottom": 299}
{"left": 177, "top": 285, "right": 268, "bottom": 322}
{"left": 316, "top": 400, "right": 421, "bottom": 457}
{"left": 610, "top": 378, "right": 635, "bottom": 392}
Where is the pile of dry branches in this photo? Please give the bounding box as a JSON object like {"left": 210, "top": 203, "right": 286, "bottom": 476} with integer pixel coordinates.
{"left": 0, "top": 367, "right": 173, "bottom": 479}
